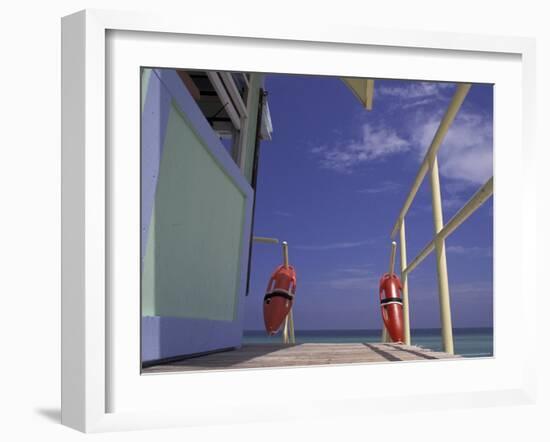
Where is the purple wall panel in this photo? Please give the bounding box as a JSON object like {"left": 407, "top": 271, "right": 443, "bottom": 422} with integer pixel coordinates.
{"left": 141, "top": 316, "right": 243, "bottom": 363}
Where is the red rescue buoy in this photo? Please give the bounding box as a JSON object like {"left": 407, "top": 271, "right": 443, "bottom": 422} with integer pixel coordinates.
{"left": 263, "top": 264, "right": 297, "bottom": 335}
{"left": 379, "top": 273, "right": 405, "bottom": 343}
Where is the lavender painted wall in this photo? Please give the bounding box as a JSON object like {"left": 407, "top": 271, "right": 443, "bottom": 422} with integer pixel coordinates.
{"left": 141, "top": 316, "right": 243, "bottom": 362}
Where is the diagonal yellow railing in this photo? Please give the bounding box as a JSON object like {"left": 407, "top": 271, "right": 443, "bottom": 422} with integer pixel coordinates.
{"left": 390, "top": 83, "right": 494, "bottom": 354}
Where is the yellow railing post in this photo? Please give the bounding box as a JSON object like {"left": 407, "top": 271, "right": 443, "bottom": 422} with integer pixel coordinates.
{"left": 254, "top": 236, "right": 296, "bottom": 344}
{"left": 429, "top": 157, "right": 454, "bottom": 354}
{"left": 399, "top": 220, "right": 411, "bottom": 345}
{"left": 282, "top": 241, "right": 289, "bottom": 268}
{"left": 389, "top": 241, "right": 397, "bottom": 276}
{"left": 288, "top": 310, "right": 295, "bottom": 344}
{"left": 283, "top": 315, "right": 289, "bottom": 344}
{"left": 390, "top": 84, "right": 472, "bottom": 239}
{"left": 381, "top": 326, "right": 389, "bottom": 343}
{"left": 281, "top": 241, "right": 295, "bottom": 344}
{"left": 384, "top": 84, "right": 495, "bottom": 355}
{"left": 401, "top": 177, "right": 493, "bottom": 275}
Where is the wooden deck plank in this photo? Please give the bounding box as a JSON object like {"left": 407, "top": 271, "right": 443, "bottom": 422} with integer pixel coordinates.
{"left": 142, "top": 343, "right": 460, "bottom": 373}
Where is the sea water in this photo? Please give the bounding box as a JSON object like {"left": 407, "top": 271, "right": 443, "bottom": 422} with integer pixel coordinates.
{"left": 243, "top": 327, "right": 493, "bottom": 358}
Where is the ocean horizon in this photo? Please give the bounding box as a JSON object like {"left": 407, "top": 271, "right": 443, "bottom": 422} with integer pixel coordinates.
{"left": 243, "top": 327, "right": 493, "bottom": 358}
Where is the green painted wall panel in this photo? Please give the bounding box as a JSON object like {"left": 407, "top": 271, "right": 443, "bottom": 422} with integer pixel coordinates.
{"left": 142, "top": 101, "right": 246, "bottom": 321}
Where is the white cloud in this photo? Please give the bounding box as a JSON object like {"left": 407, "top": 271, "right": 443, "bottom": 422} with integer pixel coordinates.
{"left": 378, "top": 82, "right": 451, "bottom": 98}
{"left": 410, "top": 110, "right": 493, "bottom": 185}
{"left": 443, "top": 195, "right": 465, "bottom": 210}
{"left": 448, "top": 281, "right": 493, "bottom": 298}
{"left": 406, "top": 195, "right": 464, "bottom": 217}
{"left": 446, "top": 245, "right": 492, "bottom": 257}
{"left": 336, "top": 264, "right": 374, "bottom": 275}
{"left": 322, "top": 265, "right": 379, "bottom": 290}
{"left": 401, "top": 98, "right": 435, "bottom": 109}
{"left": 444, "top": 180, "right": 472, "bottom": 195}
{"left": 357, "top": 180, "right": 401, "bottom": 194}
{"left": 378, "top": 82, "right": 454, "bottom": 108}
{"left": 378, "top": 82, "right": 493, "bottom": 186}
{"left": 326, "top": 275, "right": 378, "bottom": 291}
{"left": 294, "top": 239, "right": 373, "bottom": 251}
{"left": 311, "top": 124, "right": 410, "bottom": 173}
{"left": 413, "top": 280, "right": 492, "bottom": 301}
{"left": 311, "top": 81, "right": 493, "bottom": 186}
{"left": 446, "top": 245, "right": 467, "bottom": 254}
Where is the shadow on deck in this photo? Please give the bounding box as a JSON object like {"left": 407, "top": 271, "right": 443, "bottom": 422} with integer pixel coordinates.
{"left": 142, "top": 342, "right": 460, "bottom": 374}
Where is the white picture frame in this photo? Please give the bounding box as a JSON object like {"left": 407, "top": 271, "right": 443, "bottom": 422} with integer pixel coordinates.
{"left": 61, "top": 9, "right": 537, "bottom": 433}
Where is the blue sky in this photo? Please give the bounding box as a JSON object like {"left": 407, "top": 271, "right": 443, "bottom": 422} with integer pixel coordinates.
{"left": 244, "top": 74, "right": 493, "bottom": 331}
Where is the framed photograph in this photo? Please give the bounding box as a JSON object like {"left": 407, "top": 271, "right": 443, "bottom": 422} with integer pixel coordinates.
{"left": 61, "top": 9, "right": 537, "bottom": 433}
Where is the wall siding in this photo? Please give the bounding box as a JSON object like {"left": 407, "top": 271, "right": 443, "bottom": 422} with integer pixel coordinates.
{"left": 151, "top": 101, "right": 246, "bottom": 320}
{"left": 140, "top": 69, "right": 253, "bottom": 362}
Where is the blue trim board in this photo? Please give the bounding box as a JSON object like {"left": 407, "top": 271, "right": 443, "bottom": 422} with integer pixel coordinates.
{"left": 141, "top": 316, "right": 243, "bottom": 363}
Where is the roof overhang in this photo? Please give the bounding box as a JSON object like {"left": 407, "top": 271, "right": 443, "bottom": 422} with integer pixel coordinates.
{"left": 341, "top": 78, "right": 375, "bottom": 110}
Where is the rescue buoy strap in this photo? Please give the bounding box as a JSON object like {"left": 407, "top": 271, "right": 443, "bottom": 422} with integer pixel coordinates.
{"left": 380, "top": 297, "right": 403, "bottom": 305}
{"left": 264, "top": 291, "right": 294, "bottom": 302}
